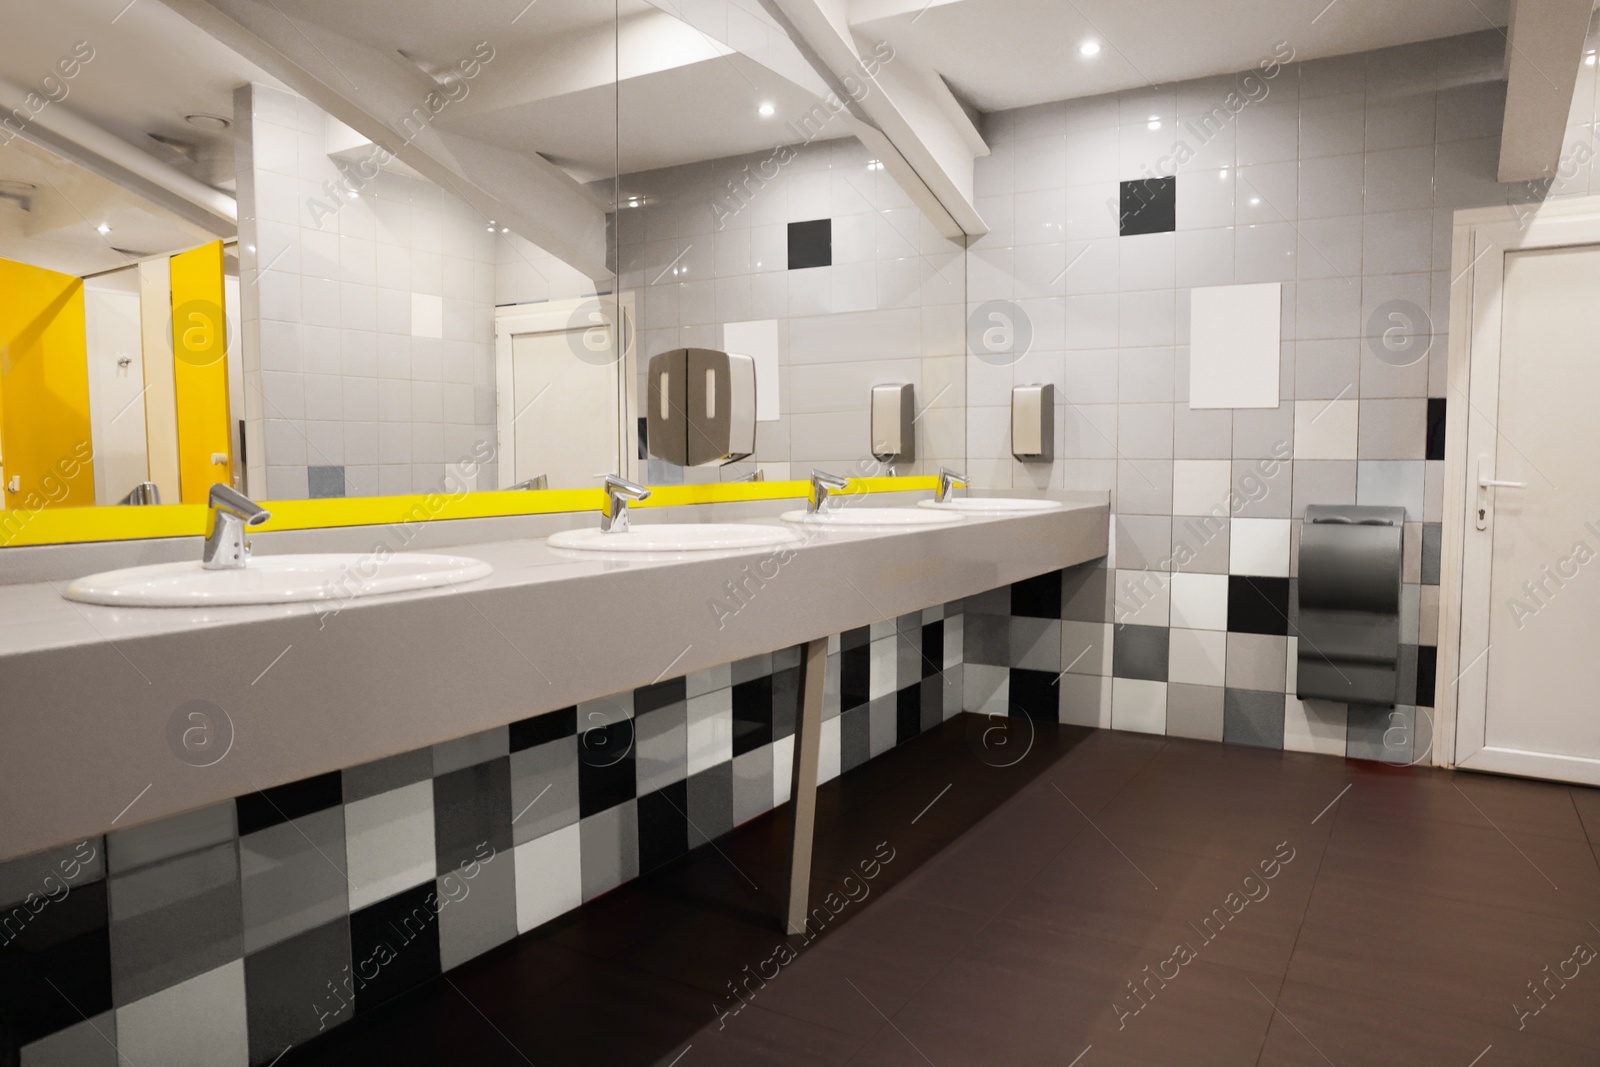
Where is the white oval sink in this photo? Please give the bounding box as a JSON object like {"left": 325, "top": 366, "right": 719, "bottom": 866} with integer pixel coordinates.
{"left": 780, "top": 507, "right": 963, "bottom": 528}
{"left": 919, "top": 498, "right": 1064, "bottom": 514}
{"left": 547, "top": 524, "right": 800, "bottom": 552}
{"left": 64, "top": 553, "right": 493, "bottom": 607}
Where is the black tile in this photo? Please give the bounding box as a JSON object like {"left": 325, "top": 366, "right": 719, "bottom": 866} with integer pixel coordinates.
{"left": 634, "top": 678, "right": 686, "bottom": 717}
{"left": 838, "top": 625, "right": 871, "bottom": 651}
{"left": 896, "top": 685, "right": 922, "bottom": 746}
{"left": 1426, "top": 397, "right": 1447, "bottom": 461}
{"left": 636, "top": 781, "right": 688, "bottom": 874}
{"left": 433, "top": 758, "right": 513, "bottom": 871}
{"left": 920, "top": 674, "right": 945, "bottom": 732}
{"left": 0, "top": 879, "right": 111, "bottom": 1051}
{"left": 840, "top": 705, "right": 871, "bottom": 773}
{"left": 840, "top": 644, "right": 870, "bottom": 712}
{"left": 1008, "top": 668, "right": 1060, "bottom": 722}
{"left": 349, "top": 883, "right": 440, "bottom": 1015}
{"left": 1112, "top": 624, "right": 1169, "bottom": 682}
{"left": 237, "top": 771, "right": 343, "bottom": 836}
{"left": 509, "top": 707, "right": 576, "bottom": 752}
{"left": 247, "top": 916, "right": 352, "bottom": 1057}
{"left": 307, "top": 465, "right": 346, "bottom": 499}
{"left": 731, "top": 675, "right": 773, "bottom": 757}
{"left": 1416, "top": 645, "right": 1438, "bottom": 707}
{"left": 772, "top": 666, "right": 801, "bottom": 742}
{"left": 1231, "top": 575, "right": 1291, "bottom": 636}
{"left": 1120, "top": 176, "right": 1176, "bottom": 236}
{"left": 921, "top": 620, "right": 944, "bottom": 677}
{"left": 576, "top": 720, "right": 636, "bottom": 818}
{"left": 787, "top": 218, "right": 831, "bottom": 269}
{"left": 1010, "top": 570, "right": 1062, "bottom": 619}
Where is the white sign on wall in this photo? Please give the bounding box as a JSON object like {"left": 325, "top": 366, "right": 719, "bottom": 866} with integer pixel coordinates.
{"left": 1188, "top": 283, "right": 1281, "bottom": 409}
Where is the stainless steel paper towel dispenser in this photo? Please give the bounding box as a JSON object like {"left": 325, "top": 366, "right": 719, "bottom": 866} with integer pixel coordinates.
{"left": 870, "top": 383, "right": 915, "bottom": 463}
{"left": 646, "top": 348, "right": 756, "bottom": 467}
{"left": 1012, "top": 384, "right": 1054, "bottom": 460}
{"left": 1296, "top": 504, "right": 1406, "bottom": 705}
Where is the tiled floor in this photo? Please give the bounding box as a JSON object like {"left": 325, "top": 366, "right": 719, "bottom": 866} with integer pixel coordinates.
{"left": 281, "top": 718, "right": 1600, "bottom": 1066}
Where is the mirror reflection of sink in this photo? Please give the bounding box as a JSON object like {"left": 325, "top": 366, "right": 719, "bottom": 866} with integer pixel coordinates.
{"left": 779, "top": 507, "right": 963, "bottom": 527}
{"left": 918, "top": 498, "right": 1065, "bottom": 514}
{"left": 547, "top": 524, "right": 800, "bottom": 552}
{"left": 63, "top": 553, "right": 493, "bottom": 607}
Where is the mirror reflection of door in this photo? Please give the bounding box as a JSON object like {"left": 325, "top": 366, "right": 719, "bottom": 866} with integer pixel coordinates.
{"left": 495, "top": 298, "right": 634, "bottom": 492}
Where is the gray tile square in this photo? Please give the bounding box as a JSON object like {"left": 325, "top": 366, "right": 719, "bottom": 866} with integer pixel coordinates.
{"left": 943, "top": 613, "right": 964, "bottom": 669}
{"left": 1061, "top": 562, "right": 1113, "bottom": 622}
{"left": 919, "top": 676, "right": 945, "bottom": 731}
{"left": 1231, "top": 457, "right": 1292, "bottom": 518}
{"left": 1358, "top": 398, "right": 1427, "bottom": 459}
{"left": 1291, "top": 460, "right": 1357, "bottom": 517}
{"left": 896, "top": 629, "right": 922, "bottom": 686}
{"left": 1112, "top": 624, "right": 1169, "bottom": 681}
{"left": 731, "top": 652, "right": 773, "bottom": 685}
{"left": 868, "top": 694, "right": 897, "bottom": 758}
{"left": 1167, "top": 683, "right": 1225, "bottom": 741}
{"left": 897, "top": 612, "right": 922, "bottom": 636}
{"left": 343, "top": 749, "right": 433, "bottom": 804}
{"left": 579, "top": 801, "right": 638, "bottom": 902}
{"left": 433, "top": 726, "right": 508, "bottom": 777}
{"left": 18, "top": 1012, "right": 118, "bottom": 1067}
{"left": 964, "top": 613, "right": 1010, "bottom": 666}
{"left": 1011, "top": 616, "right": 1062, "bottom": 672}
{"left": 774, "top": 644, "right": 804, "bottom": 671}
{"left": 1356, "top": 460, "right": 1425, "bottom": 519}
{"left": 1223, "top": 688, "right": 1286, "bottom": 749}
{"left": 840, "top": 705, "right": 872, "bottom": 772}
{"left": 108, "top": 803, "right": 235, "bottom": 874}
{"left": 687, "top": 763, "right": 735, "bottom": 847}
{"left": 1058, "top": 672, "right": 1111, "bottom": 727}
{"left": 1233, "top": 405, "right": 1294, "bottom": 459}
{"left": 108, "top": 841, "right": 243, "bottom": 1005}
{"left": 634, "top": 701, "right": 688, "bottom": 795}
{"left": 732, "top": 748, "right": 773, "bottom": 826}
{"left": 941, "top": 669, "right": 964, "bottom": 719}
{"left": 436, "top": 844, "right": 517, "bottom": 970}
{"left": 0, "top": 839, "right": 104, "bottom": 910}
{"left": 240, "top": 807, "right": 348, "bottom": 955}
{"left": 307, "top": 464, "right": 346, "bottom": 498}
{"left": 1421, "top": 522, "right": 1441, "bottom": 584}
{"left": 1116, "top": 514, "right": 1172, "bottom": 570}
{"left": 1172, "top": 514, "right": 1229, "bottom": 573}
{"left": 1117, "top": 459, "right": 1174, "bottom": 515}
{"left": 244, "top": 917, "right": 350, "bottom": 1059}
{"left": 510, "top": 737, "right": 579, "bottom": 845}
{"left": 1347, "top": 703, "right": 1413, "bottom": 762}
{"left": 1225, "top": 633, "right": 1288, "bottom": 692}
{"left": 964, "top": 586, "right": 1011, "bottom": 615}
{"left": 1173, "top": 406, "right": 1232, "bottom": 458}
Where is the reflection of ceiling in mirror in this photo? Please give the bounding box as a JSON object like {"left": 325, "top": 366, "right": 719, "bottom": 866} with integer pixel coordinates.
{"left": 0, "top": 138, "right": 216, "bottom": 276}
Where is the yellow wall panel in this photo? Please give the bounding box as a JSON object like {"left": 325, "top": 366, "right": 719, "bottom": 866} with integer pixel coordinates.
{"left": 170, "top": 241, "right": 232, "bottom": 504}
{"left": 0, "top": 257, "right": 94, "bottom": 510}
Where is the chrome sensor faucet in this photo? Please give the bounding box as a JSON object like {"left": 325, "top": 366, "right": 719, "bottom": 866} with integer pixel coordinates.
{"left": 937, "top": 466, "right": 968, "bottom": 503}
{"left": 808, "top": 469, "right": 850, "bottom": 514}
{"left": 602, "top": 474, "right": 651, "bottom": 533}
{"left": 203, "top": 484, "right": 271, "bottom": 570}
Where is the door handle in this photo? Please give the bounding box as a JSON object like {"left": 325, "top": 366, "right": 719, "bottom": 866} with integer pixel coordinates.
{"left": 1475, "top": 456, "right": 1526, "bottom": 530}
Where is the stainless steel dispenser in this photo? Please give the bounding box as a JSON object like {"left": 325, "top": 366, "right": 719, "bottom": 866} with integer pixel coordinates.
{"left": 1012, "top": 384, "right": 1054, "bottom": 460}
{"left": 870, "top": 383, "right": 915, "bottom": 463}
{"left": 646, "top": 348, "right": 756, "bottom": 467}
{"left": 1296, "top": 504, "right": 1406, "bottom": 704}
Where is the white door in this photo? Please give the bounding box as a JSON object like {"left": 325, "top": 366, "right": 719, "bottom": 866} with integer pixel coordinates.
{"left": 84, "top": 284, "right": 150, "bottom": 503}
{"left": 1456, "top": 240, "right": 1600, "bottom": 784}
{"left": 508, "top": 328, "right": 620, "bottom": 490}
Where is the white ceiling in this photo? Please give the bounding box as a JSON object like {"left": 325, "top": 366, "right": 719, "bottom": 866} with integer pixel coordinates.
{"left": 852, "top": 0, "right": 1514, "bottom": 112}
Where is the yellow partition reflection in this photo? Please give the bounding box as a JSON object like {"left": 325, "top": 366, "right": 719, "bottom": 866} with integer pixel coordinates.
{"left": 169, "top": 241, "right": 232, "bottom": 504}
{"left": 0, "top": 257, "right": 94, "bottom": 510}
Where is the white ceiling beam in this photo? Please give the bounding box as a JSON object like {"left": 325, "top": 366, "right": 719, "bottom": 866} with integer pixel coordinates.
{"left": 156, "top": 0, "right": 611, "bottom": 278}
{"left": 761, "top": 0, "right": 987, "bottom": 238}
{"left": 1497, "top": 0, "right": 1594, "bottom": 183}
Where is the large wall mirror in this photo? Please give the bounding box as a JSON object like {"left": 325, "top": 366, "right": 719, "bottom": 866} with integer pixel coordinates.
{"left": 0, "top": 0, "right": 963, "bottom": 537}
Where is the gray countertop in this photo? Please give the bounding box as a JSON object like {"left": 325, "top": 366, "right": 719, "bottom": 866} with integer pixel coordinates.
{"left": 0, "top": 496, "right": 1108, "bottom": 860}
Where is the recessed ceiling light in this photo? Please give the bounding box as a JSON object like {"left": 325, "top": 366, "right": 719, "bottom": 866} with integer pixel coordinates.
{"left": 867, "top": 159, "right": 884, "bottom": 171}
{"left": 184, "top": 114, "right": 230, "bottom": 130}
{"left": 1147, "top": 119, "right": 1161, "bottom": 130}
{"left": 1078, "top": 40, "right": 1101, "bottom": 57}
{"left": 758, "top": 102, "right": 775, "bottom": 117}
{"left": 96, "top": 223, "right": 111, "bottom": 234}
{"left": 1249, "top": 196, "right": 1261, "bottom": 205}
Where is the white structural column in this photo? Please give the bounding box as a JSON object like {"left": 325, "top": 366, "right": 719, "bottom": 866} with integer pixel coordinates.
{"left": 1497, "top": 0, "right": 1594, "bottom": 183}
{"left": 784, "top": 637, "right": 829, "bottom": 935}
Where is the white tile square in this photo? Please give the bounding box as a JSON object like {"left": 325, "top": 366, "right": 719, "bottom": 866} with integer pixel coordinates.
{"left": 963, "top": 663, "right": 1009, "bottom": 716}
{"left": 1169, "top": 572, "right": 1229, "bottom": 630}
{"left": 818, "top": 715, "right": 842, "bottom": 784}
{"left": 1111, "top": 677, "right": 1168, "bottom": 734}
{"left": 1172, "top": 459, "right": 1233, "bottom": 514}
{"left": 869, "top": 635, "right": 897, "bottom": 699}
{"left": 1230, "top": 518, "right": 1292, "bottom": 576}
{"left": 686, "top": 688, "right": 733, "bottom": 776}
{"left": 772, "top": 734, "right": 795, "bottom": 806}
{"left": 1112, "top": 568, "right": 1171, "bottom": 627}
{"left": 1293, "top": 398, "right": 1358, "bottom": 459}
{"left": 1283, "top": 696, "right": 1347, "bottom": 755}
{"left": 1168, "top": 628, "right": 1227, "bottom": 687}
{"left": 116, "top": 961, "right": 247, "bottom": 1067}
{"left": 344, "top": 781, "right": 435, "bottom": 911}
{"left": 411, "top": 291, "right": 443, "bottom": 338}
{"left": 513, "top": 823, "right": 582, "bottom": 933}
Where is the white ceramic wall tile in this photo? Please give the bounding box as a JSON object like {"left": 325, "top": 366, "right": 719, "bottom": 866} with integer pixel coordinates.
{"left": 686, "top": 689, "right": 734, "bottom": 776}
{"left": 1169, "top": 628, "right": 1228, "bottom": 686}
{"left": 1172, "top": 459, "right": 1233, "bottom": 514}
{"left": 514, "top": 823, "right": 582, "bottom": 933}
{"left": 1229, "top": 518, "right": 1292, "bottom": 577}
{"left": 1283, "top": 696, "right": 1347, "bottom": 755}
{"left": 1169, "top": 572, "right": 1229, "bottom": 630}
{"left": 1111, "top": 677, "right": 1168, "bottom": 734}
{"left": 1293, "top": 398, "right": 1359, "bottom": 459}
{"left": 344, "top": 781, "right": 435, "bottom": 910}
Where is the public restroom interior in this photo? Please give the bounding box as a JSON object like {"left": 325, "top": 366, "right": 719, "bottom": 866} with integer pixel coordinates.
{"left": 3, "top": 0, "right": 1600, "bottom": 1063}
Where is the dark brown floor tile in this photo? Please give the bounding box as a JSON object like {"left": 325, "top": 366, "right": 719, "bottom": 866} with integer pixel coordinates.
{"left": 1335, "top": 763, "right": 1589, "bottom": 841}
{"left": 1256, "top": 980, "right": 1600, "bottom": 1067}
{"left": 1570, "top": 785, "right": 1600, "bottom": 846}
{"left": 654, "top": 1003, "right": 866, "bottom": 1066}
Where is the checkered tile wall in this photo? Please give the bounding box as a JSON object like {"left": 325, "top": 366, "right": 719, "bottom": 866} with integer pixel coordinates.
{"left": 0, "top": 607, "right": 963, "bottom": 1067}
